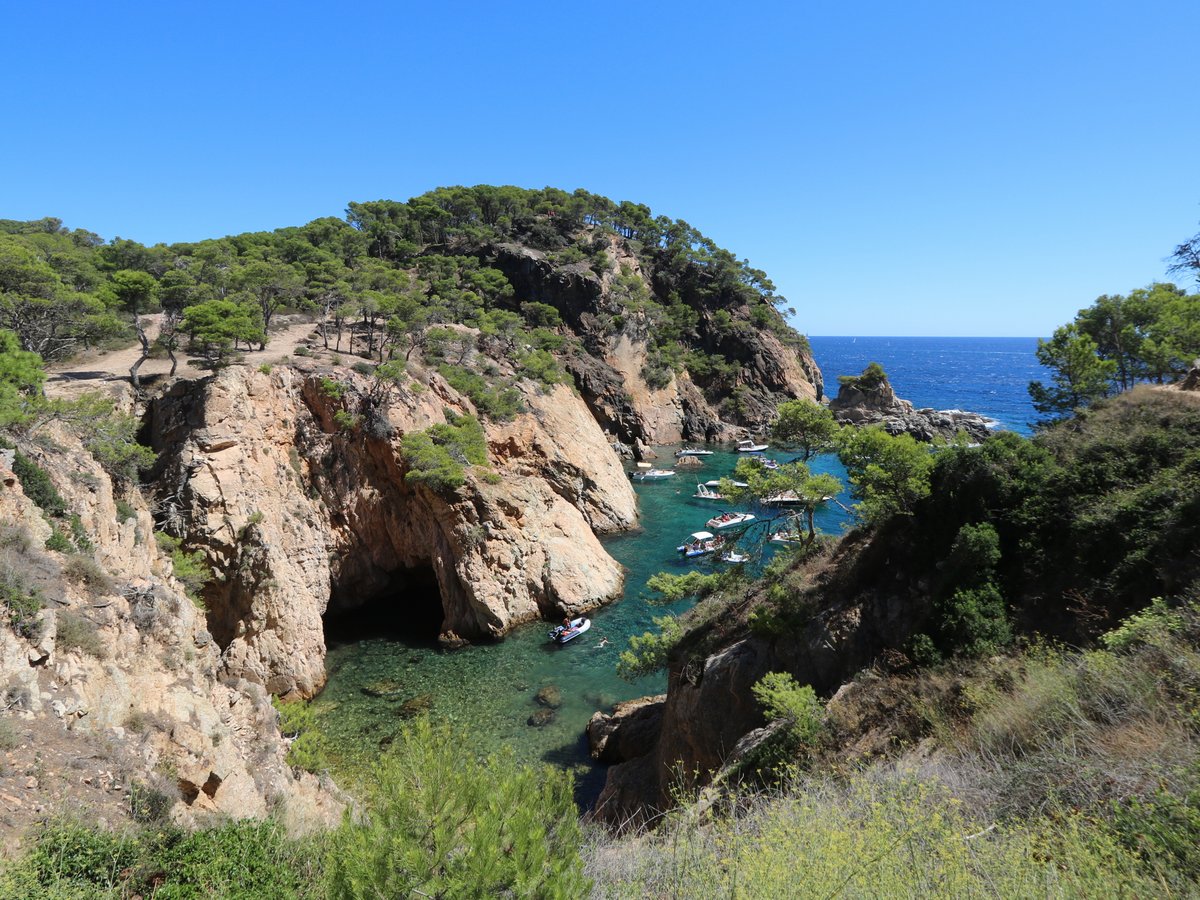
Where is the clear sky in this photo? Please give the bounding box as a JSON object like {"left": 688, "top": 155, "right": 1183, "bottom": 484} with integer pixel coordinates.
{"left": 4, "top": 1, "right": 1197, "bottom": 337}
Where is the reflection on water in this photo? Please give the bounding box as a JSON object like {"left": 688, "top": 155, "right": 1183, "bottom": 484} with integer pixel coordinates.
{"left": 313, "top": 447, "right": 852, "bottom": 801}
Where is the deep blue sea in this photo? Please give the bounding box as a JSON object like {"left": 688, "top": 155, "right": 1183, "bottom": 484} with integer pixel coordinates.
{"left": 809, "top": 336, "right": 1048, "bottom": 435}
{"left": 315, "top": 336, "right": 1049, "bottom": 798}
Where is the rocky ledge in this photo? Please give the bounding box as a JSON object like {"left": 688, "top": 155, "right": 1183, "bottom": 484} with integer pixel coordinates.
{"left": 828, "top": 365, "right": 994, "bottom": 442}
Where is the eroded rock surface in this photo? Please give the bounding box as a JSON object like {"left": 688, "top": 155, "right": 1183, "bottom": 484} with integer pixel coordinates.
{"left": 829, "top": 370, "right": 993, "bottom": 442}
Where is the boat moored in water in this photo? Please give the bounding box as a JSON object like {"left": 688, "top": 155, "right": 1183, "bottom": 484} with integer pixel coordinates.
{"left": 737, "top": 439, "right": 769, "bottom": 453}
{"left": 677, "top": 531, "right": 726, "bottom": 557}
{"left": 706, "top": 511, "right": 756, "bottom": 530}
{"left": 631, "top": 468, "right": 677, "bottom": 482}
{"left": 549, "top": 617, "right": 591, "bottom": 644}
{"left": 675, "top": 446, "right": 714, "bottom": 457}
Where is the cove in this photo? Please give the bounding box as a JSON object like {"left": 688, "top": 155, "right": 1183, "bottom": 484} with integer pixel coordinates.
{"left": 311, "top": 447, "right": 852, "bottom": 800}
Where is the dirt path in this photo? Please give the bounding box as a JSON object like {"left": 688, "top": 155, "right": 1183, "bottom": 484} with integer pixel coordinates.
{"left": 45, "top": 316, "right": 321, "bottom": 399}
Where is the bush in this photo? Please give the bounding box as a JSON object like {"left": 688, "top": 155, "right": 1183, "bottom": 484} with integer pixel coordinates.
{"left": 61, "top": 554, "right": 115, "bottom": 594}
{"left": 274, "top": 697, "right": 330, "bottom": 773}
{"left": 11, "top": 452, "right": 65, "bottom": 517}
{"left": 154, "top": 532, "right": 210, "bottom": 603}
{"left": 55, "top": 610, "right": 107, "bottom": 658}
{"left": 399, "top": 413, "right": 489, "bottom": 494}
{"left": 326, "top": 717, "right": 587, "bottom": 899}
{"left": 44, "top": 528, "right": 71, "bottom": 552}
{"left": 617, "top": 616, "right": 683, "bottom": 680}
{"left": 114, "top": 499, "right": 136, "bottom": 523}
{"left": 2, "top": 574, "right": 43, "bottom": 640}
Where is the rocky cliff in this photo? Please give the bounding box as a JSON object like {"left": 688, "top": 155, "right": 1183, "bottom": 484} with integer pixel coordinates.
{"left": 0, "top": 429, "right": 340, "bottom": 850}
{"left": 829, "top": 366, "right": 993, "bottom": 442}
{"left": 488, "top": 238, "right": 823, "bottom": 455}
{"left": 589, "top": 526, "right": 930, "bottom": 825}
{"left": 144, "top": 362, "right": 638, "bottom": 699}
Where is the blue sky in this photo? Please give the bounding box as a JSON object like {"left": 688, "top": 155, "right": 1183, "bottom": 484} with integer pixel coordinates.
{"left": 4, "top": 1, "right": 1197, "bottom": 336}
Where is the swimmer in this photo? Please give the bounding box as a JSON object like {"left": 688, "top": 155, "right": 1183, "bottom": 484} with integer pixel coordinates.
{"left": 598, "top": 636, "right": 610, "bottom": 648}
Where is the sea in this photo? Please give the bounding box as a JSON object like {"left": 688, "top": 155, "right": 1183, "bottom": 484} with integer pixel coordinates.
{"left": 313, "top": 336, "right": 1048, "bottom": 800}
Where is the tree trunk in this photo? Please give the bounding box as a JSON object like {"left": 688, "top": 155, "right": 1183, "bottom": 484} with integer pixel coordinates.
{"left": 129, "top": 316, "right": 150, "bottom": 389}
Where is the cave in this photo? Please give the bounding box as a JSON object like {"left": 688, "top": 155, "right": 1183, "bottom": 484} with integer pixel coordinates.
{"left": 322, "top": 562, "right": 446, "bottom": 649}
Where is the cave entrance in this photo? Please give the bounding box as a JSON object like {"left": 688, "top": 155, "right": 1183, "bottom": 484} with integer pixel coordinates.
{"left": 322, "top": 563, "right": 446, "bottom": 649}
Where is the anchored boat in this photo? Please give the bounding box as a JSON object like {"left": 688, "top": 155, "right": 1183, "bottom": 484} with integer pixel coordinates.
{"left": 549, "top": 617, "right": 591, "bottom": 644}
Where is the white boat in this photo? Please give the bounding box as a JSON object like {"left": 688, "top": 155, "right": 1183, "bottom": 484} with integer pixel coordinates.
{"left": 675, "top": 446, "right": 713, "bottom": 457}
{"left": 705, "top": 479, "right": 748, "bottom": 488}
{"left": 769, "top": 529, "right": 804, "bottom": 545}
{"left": 694, "top": 483, "right": 725, "bottom": 500}
{"left": 761, "top": 491, "right": 803, "bottom": 506}
{"left": 720, "top": 551, "right": 750, "bottom": 564}
{"left": 631, "top": 468, "right": 676, "bottom": 482}
{"left": 737, "top": 439, "right": 769, "bottom": 453}
{"left": 677, "top": 531, "right": 726, "bottom": 557}
{"left": 747, "top": 453, "right": 779, "bottom": 470}
{"left": 706, "top": 511, "right": 756, "bottom": 530}
{"left": 549, "top": 616, "right": 591, "bottom": 644}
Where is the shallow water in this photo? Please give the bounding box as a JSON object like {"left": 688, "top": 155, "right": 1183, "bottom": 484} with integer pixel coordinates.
{"left": 313, "top": 447, "right": 852, "bottom": 799}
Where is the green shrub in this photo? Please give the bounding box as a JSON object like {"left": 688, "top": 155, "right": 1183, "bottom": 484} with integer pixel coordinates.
{"left": 294, "top": 345, "right": 312, "bottom": 357}
{"left": 11, "top": 452, "right": 65, "bottom": 517}
{"left": 645, "top": 571, "right": 722, "bottom": 603}
{"left": 44, "top": 528, "right": 71, "bottom": 552}
{"left": 1101, "top": 597, "right": 1185, "bottom": 651}
{"left": 258, "top": 363, "right": 273, "bottom": 374}
{"left": 154, "top": 532, "right": 210, "bottom": 603}
{"left": 438, "top": 364, "right": 523, "bottom": 421}
{"left": 326, "top": 716, "right": 587, "bottom": 899}
{"left": 273, "top": 697, "right": 330, "bottom": 773}
{"left": 114, "top": 499, "right": 136, "bottom": 523}
{"left": 617, "top": 615, "right": 683, "bottom": 681}
{"left": 399, "top": 413, "right": 489, "bottom": 494}
{"left": 68, "top": 514, "right": 92, "bottom": 552}
{"left": 2, "top": 574, "right": 44, "bottom": 640}
{"left": 61, "top": 554, "right": 115, "bottom": 594}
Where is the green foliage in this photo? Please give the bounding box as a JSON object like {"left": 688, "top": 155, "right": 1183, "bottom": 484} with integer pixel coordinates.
{"left": 836, "top": 360, "right": 888, "bottom": 390}
{"left": 1, "top": 571, "right": 44, "bottom": 640}
{"left": 325, "top": 716, "right": 587, "bottom": 899}
{"left": 617, "top": 615, "right": 683, "bottom": 681}
{"left": 752, "top": 672, "right": 825, "bottom": 760}
{"left": 837, "top": 425, "right": 933, "bottom": 521}
{"left": 11, "top": 452, "right": 65, "bottom": 516}
{"left": 770, "top": 398, "right": 839, "bottom": 461}
{"left": 114, "top": 499, "right": 135, "bottom": 522}
{"left": 1029, "top": 324, "right": 1118, "bottom": 422}
{"left": 0, "top": 818, "right": 315, "bottom": 898}
{"left": 399, "top": 413, "right": 489, "bottom": 493}
{"left": 438, "top": 364, "right": 523, "bottom": 420}
{"left": 645, "top": 571, "right": 721, "bottom": 603}
{"left": 318, "top": 376, "right": 346, "bottom": 400}
{"left": 154, "top": 532, "right": 210, "bottom": 602}
{"left": 44, "top": 528, "right": 72, "bottom": 552}
{"left": 1102, "top": 597, "right": 1184, "bottom": 651}
{"left": 273, "top": 697, "right": 330, "bottom": 773}
{"left": 0, "top": 328, "right": 45, "bottom": 429}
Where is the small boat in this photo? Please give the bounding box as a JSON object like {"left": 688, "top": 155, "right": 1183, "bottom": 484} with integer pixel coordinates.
{"left": 720, "top": 551, "right": 750, "bottom": 564}
{"left": 769, "top": 529, "right": 804, "bottom": 545}
{"left": 675, "top": 446, "right": 713, "bottom": 457}
{"left": 705, "top": 479, "right": 748, "bottom": 489}
{"left": 694, "top": 483, "right": 725, "bottom": 500}
{"left": 747, "top": 453, "right": 779, "bottom": 470}
{"left": 706, "top": 511, "right": 756, "bottom": 530}
{"left": 737, "top": 439, "right": 769, "bottom": 453}
{"left": 677, "top": 531, "right": 726, "bottom": 557}
{"left": 549, "top": 616, "right": 591, "bottom": 644}
{"left": 631, "top": 468, "right": 676, "bottom": 482}
{"left": 762, "top": 491, "right": 804, "bottom": 506}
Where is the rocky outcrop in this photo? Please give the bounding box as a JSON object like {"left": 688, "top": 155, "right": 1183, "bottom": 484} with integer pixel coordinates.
{"left": 829, "top": 368, "right": 993, "bottom": 442}
{"left": 592, "top": 526, "right": 932, "bottom": 826}
{"left": 145, "top": 365, "right": 637, "bottom": 699}
{"left": 0, "top": 429, "right": 339, "bottom": 847}
{"left": 487, "top": 239, "right": 822, "bottom": 453}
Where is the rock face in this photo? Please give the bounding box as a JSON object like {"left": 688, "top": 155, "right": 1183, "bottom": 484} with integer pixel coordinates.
{"left": 592, "top": 526, "right": 932, "bottom": 826}
{"left": 829, "top": 368, "right": 993, "bottom": 442}
{"left": 488, "top": 240, "right": 823, "bottom": 454}
{"left": 0, "top": 430, "right": 339, "bottom": 845}
{"left": 145, "top": 365, "right": 637, "bottom": 699}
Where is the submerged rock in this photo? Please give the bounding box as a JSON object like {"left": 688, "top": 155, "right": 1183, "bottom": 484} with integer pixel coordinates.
{"left": 397, "top": 694, "right": 434, "bottom": 718}
{"left": 535, "top": 685, "right": 562, "bottom": 709}
{"left": 527, "top": 708, "right": 556, "bottom": 728}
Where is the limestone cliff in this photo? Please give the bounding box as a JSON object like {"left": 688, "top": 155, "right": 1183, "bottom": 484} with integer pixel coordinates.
{"left": 488, "top": 239, "right": 822, "bottom": 454}
{"left": 0, "top": 431, "right": 339, "bottom": 850}
{"left": 145, "top": 364, "right": 638, "bottom": 699}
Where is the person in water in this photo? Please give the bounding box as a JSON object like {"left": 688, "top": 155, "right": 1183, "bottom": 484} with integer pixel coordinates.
{"left": 598, "top": 636, "right": 609, "bottom": 648}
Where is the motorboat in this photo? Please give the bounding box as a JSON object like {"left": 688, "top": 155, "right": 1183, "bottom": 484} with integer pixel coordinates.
{"left": 549, "top": 616, "right": 591, "bottom": 644}
{"left": 675, "top": 446, "right": 714, "bottom": 457}
{"left": 737, "top": 439, "right": 769, "bottom": 453}
{"left": 706, "top": 511, "right": 756, "bottom": 530}
{"left": 720, "top": 551, "right": 750, "bottom": 564}
{"left": 677, "top": 531, "right": 726, "bottom": 557}
{"left": 705, "top": 479, "right": 748, "bottom": 488}
{"left": 631, "top": 468, "right": 676, "bottom": 482}
{"left": 747, "top": 453, "right": 779, "bottom": 470}
{"left": 769, "top": 528, "right": 804, "bottom": 545}
{"left": 761, "top": 491, "right": 804, "bottom": 506}
{"left": 694, "top": 483, "right": 725, "bottom": 500}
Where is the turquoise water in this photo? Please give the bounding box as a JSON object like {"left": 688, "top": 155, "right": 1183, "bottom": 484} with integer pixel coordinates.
{"left": 314, "top": 447, "right": 852, "bottom": 798}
